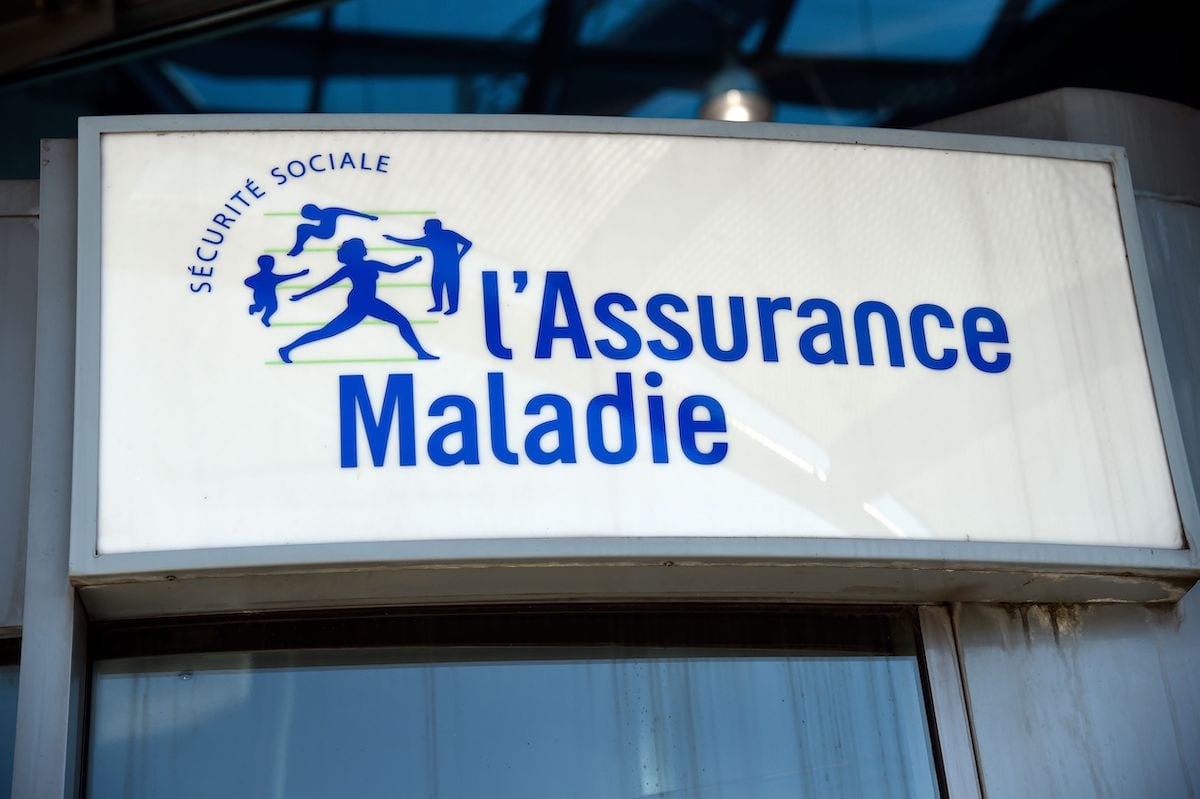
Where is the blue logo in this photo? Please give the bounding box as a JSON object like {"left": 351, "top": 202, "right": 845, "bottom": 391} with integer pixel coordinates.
{"left": 242, "top": 205, "right": 473, "bottom": 363}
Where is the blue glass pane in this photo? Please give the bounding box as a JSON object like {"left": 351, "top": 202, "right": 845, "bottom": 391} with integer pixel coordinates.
{"left": 320, "top": 76, "right": 460, "bottom": 113}
{"left": 579, "top": 0, "right": 655, "bottom": 44}
{"left": 1024, "top": 0, "right": 1064, "bottom": 19}
{"left": 275, "top": 9, "right": 324, "bottom": 29}
{"left": 775, "top": 103, "right": 883, "bottom": 126}
{"left": 580, "top": 0, "right": 746, "bottom": 48}
{"left": 778, "top": 0, "right": 1001, "bottom": 61}
{"left": 470, "top": 74, "right": 529, "bottom": 114}
{"left": 0, "top": 664, "right": 17, "bottom": 799}
{"left": 317, "top": 74, "right": 526, "bottom": 113}
{"left": 740, "top": 18, "right": 767, "bottom": 52}
{"left": 629, "top": 89, "right": 701, "bottom": 119}
{"left": 332, "top": 0, "right": 544, "bottom": 41}
{"left": 161, "top": 63, "right": 311, "bottom": 112}
{"left": 87, "top": 647, "right": 939, "bottom": 798}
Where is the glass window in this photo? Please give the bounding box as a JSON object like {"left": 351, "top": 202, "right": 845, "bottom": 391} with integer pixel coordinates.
{"left": 0, "top": 640, "right": 19, "bottom": 799}
{"left": 86, "top": 609, "right": 941, "bottom": 798}
{"left": 775, "top": 0, "right": 1000, "bottom": 60}
{"left": 332, "top": 0, "right": 544, "bottom": 41}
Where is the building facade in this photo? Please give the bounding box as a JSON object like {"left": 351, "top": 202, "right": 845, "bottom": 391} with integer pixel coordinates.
{"left": 2, "top": 88, "right": 1199, "bottom": 798}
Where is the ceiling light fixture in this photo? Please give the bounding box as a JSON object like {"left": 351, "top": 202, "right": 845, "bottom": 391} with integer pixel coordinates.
{"left": 698, "top": 63, "right": 774, "bottom": 122}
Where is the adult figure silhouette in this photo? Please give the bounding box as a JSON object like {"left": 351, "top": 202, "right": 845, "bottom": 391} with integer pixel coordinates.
{"left": 383, "top": 218, "right": 471, "bottom": 315}
{"left": 288, "top": 204, "right": 379, "bottom": 256}
{"left": 278, "top": 238, "right": 436, "bottom": 364}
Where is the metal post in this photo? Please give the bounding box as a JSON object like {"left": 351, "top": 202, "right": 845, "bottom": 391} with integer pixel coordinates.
{"left": 0, "top": 179, "right": 39, "bottom": 636}
{"left": 919, "top": 605, "right": 982, "bottom": 799}
{"left": 10, "top": 140, "right": 88, "bottom": 799}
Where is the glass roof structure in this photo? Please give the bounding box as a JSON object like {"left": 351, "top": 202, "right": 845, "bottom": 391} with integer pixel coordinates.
{"left": 0, "top": 0, "right": 1193, "bottom": 177}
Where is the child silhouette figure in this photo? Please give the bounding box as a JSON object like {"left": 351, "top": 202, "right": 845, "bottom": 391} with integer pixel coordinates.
{"left": 288, "top": 204, "right": 379, "bottom": 256}
{"left": 244, "top": 255, "right": 309, "bottom": 327}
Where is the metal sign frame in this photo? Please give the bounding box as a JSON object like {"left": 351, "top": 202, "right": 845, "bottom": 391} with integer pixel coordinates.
{"left": 68, "top": 114, "right": 1200, "bottom": 615}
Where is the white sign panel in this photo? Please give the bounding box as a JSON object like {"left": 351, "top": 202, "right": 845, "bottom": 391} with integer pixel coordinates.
{"left": 91, "top": 128, "right": 1182, "bottom": 554}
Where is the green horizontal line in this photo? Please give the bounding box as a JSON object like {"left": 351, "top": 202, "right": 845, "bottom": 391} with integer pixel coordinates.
{"left": 279, "top": 282, "right": 431, "bottom": 289}
{"left": 264, "top": 246, "right": 422, "bottom": 253}
{"left": 266, "top": 357, "right": 421, "bottom": 365}
{"left": 271, "top": 319, "right": 440, "bottom": 327}
{"left": 262, "top": 211, "right": 435, "bottom": 216}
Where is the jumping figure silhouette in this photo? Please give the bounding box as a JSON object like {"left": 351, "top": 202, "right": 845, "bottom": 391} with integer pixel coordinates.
{"left": 278, "top": 238, "right": 435, "bottom": 364}
{"left": 244, "top": 255, "right": 309, "bottom": 327}
{"left": 383, "top": 219, "right": 472, "bottom": 315}
{"left": 288, "top": 204, "right": 379, "bottom": 256}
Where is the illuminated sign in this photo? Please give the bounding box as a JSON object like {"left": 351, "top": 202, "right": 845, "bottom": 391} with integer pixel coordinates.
{"left": 84, "top": 125, "right": 1183, "bottom": 556}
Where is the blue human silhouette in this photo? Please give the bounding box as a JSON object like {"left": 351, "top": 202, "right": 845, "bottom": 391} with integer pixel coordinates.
{"left": 383, "top": 219, "right": 472, "bottom": 315}
{"left": 278, "top": 238, "right": 435, "bottom": 364}
{"left": 288, "top": 204, "right": 379, "bottom": 256}
{"left": 244, "top": 255, "right": 309, "bottom": 327}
